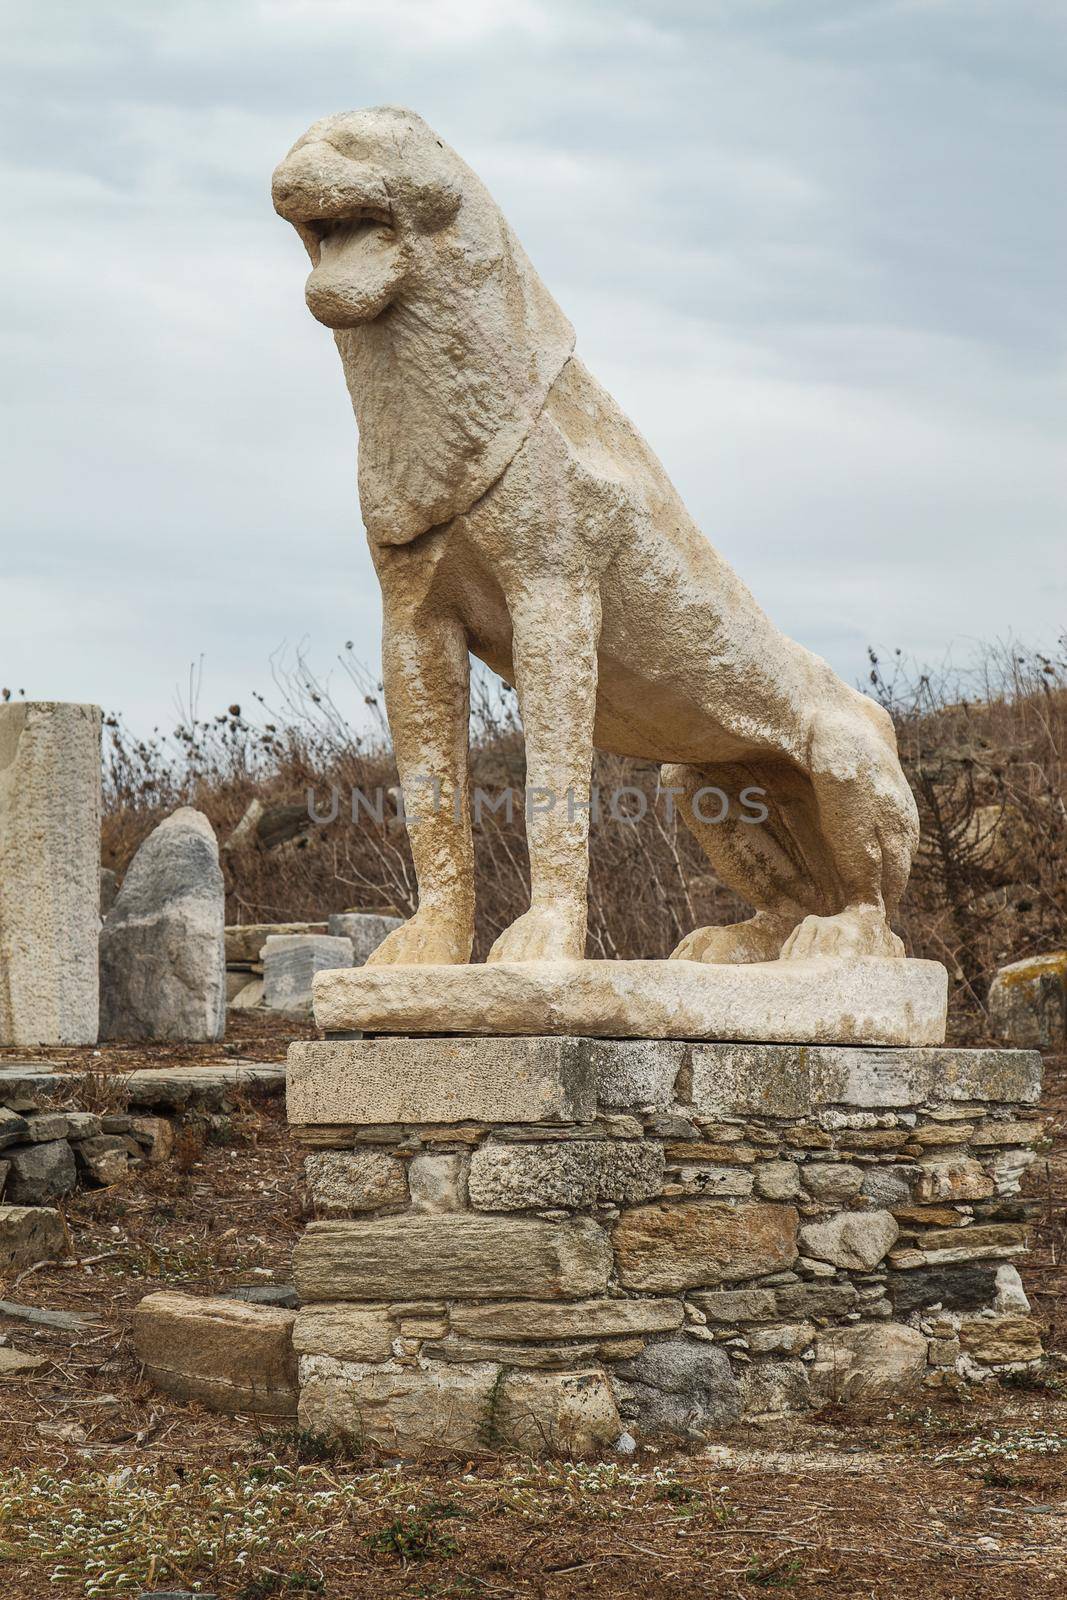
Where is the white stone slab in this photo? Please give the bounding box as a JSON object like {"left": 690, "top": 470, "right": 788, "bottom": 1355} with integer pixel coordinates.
{"left": 312, "top": 957, "right": 947, "bottom": 1047}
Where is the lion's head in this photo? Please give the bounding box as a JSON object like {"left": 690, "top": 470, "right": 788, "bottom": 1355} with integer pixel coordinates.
{"left": 273, "top": 107, "right": 574, "bottom": 546}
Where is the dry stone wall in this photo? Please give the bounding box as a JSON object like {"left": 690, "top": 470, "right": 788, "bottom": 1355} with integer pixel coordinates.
{"left": 287, "top": 1036, "right": 1045, "bottom": 1454}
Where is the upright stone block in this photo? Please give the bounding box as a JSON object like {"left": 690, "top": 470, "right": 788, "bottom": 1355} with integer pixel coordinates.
{"left": 99, "top": 808, "right": 225, "bottom": 1042}
{"left": 327, "top": 910, "right": 403, "bottom": 964}
{"left": 0, "top": 701, "right": 101, "bottom": 1046}
{"left": 263, "top": 934, "right": 353, "bottom": 1015}
{"left": 988, "top": 953, "right": 1067, "bottom": 1051}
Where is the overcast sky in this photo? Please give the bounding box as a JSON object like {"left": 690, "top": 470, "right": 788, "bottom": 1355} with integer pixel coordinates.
{"left": 5, "top": 0, "right": 1065, "bottom": 734}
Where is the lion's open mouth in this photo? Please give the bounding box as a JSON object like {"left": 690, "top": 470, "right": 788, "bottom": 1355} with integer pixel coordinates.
{"left": 303, "top": 207, "right": 394, "bottom": 248}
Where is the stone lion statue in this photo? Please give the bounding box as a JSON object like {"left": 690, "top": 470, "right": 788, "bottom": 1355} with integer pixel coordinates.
{"left": 273, "top": 106, "right": 919, "bottom": 968}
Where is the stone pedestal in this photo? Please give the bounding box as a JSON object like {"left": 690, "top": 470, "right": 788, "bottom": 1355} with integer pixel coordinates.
{"left": 0, "top": 701, "right": 101, "bottom": 1046}
{"left": 286, "top": 1035, "right": 1044, "bottom": 1456}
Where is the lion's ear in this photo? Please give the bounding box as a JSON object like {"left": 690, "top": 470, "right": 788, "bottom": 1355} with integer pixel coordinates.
{"left": 406, "top": 175, "right": 462, "bottom": 234}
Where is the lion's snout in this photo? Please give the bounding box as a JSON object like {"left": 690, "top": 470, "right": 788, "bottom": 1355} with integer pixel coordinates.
{"left": 272, "top": 143, "right": 391, "bottom": 234}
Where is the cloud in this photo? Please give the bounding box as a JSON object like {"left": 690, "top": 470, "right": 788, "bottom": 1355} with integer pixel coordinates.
{"left": 2, "top": 0, "right": 1064, "bottom": 731}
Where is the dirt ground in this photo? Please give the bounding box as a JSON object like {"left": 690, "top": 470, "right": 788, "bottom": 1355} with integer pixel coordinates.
{"left": 0, "top": 1022, "right": 1064, "bottom": 1599}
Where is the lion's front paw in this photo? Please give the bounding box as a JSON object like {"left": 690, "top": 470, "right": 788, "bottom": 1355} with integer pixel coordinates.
{"left": 364, "top": 907, "right": 472, "bottom": 967}
{"left": 780, "top": 906, "right": 905, "bottom": 961}
{"left": 487, "top": 905, "right": 585, "bottom": 964}
{"left": 670, "top": 914, "right": 795, "bottom": 965}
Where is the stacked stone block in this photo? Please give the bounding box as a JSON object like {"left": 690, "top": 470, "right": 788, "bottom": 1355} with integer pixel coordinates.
{"left": 286, "top": 1036, "right": 1044, "bottom": 1455}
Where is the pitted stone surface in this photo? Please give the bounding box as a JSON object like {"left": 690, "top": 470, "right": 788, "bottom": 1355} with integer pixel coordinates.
{"left": 303, "top": 1150, "right": 408, "bottom": 1215}
{"left": 467, "top": 1138, "right": 664, "bottom": 1211}
{"left": 287, "top": 1036, "right": 596, "bottom": 1126}
{"left": 294, "top": 1215, "right": 612, "bottom": 1302}
{"left": 587, "top": 1040, "right": 686, "bottom": 1108}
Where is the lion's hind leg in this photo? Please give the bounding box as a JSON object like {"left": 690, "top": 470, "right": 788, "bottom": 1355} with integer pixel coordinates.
{"left": 664, "top": 760, "right": 834, "bottom": 964}
{"left": 778, "top": 704, "right": 918, "bottom": 961}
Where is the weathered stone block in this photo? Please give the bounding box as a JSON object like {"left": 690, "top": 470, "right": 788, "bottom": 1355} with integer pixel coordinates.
{"left": 748, "top": 1321, "right": 815, "bottom": 1355}
{"left": 688, "top": 1287, "right": 778, "bottom": 1323}
{"left": 914, "top": 1156, "right": 994, "bottom": 1203}
{"left": 449, "top": 1297, "right": 684, "bottom": 1341}
{"left": 802, "top": 1162, "right": 864, "bottom": 1203}
{"left": 959, "top": 1314, "right": 1043, "bottom": 1365}
{"left": 739, "top": 1358, "right": 811, "bottom": 1417}
{"left": 988, "top": 953, "right": 1067, "bottom": 1051}
{"left": 671, "top": 1164, "right": 754, "bottom": 1198}
{"left": 303, "top": 1150, "right": 408, "bottom": 1215}
{"left": 311, "top": 958, "right": 947, "bottom": 1045}
{"left": 100, "top": 808, "right": 226, "bottom": 1043}
{"left": 0, "top": 1064, "right": 71, "bottom": 1112}
{"left": 0, "top": 702, "right": 101, "bottom": 1047}
{"left": 408, "top": 1152, "right": 466, "bottom": 1213}
{"left": 810, "top": 1323, "right": 927, "bottom": 1400}
{"left": 808, "top": 1048, "right": 935, "bottom": 1108}
{"left": 799, "top": 1210, "right": 898, "bottom": 1270}
{"left": 3, "top": 1139, "right": 77, "bottom": 1205}
{"left": 468, "top": 1139, "right": 664, "bottom": 1211}
{"left": 496, "top": 1368, "right": 622, "bottom": 1456}
{"left": 613, "top": 1338, "right": 741, "bottom": 1438}
{"left": 292, "top": 1304, "right": 394, "bottom": 1363}
{"left": 585, "top": 1040, "right": 686, "bottom": 1108}
{"left": 133, "top": 1291, "right": 297, "bottom": 1415}
{"left": 287, "top": 1036, "right": 596, "bottom": 1127}
{"left": 612, "top": 1202, "right": 798, "bottom": 1292}
{"left": 423, "top": 1335, "right": 591, "bottom": 1368}
{"left": 690, "top": 1045, "right": 809, "bottom": 1118}
{"left": 773, "top": 1281, "right": 860, "bottom": 1320}
{"left": 294, "top": 1215, "right": 612, "bottom": 1302}
{"left": 225, "top": 922, "right": 326, "bottom": 963}
{"left": 124, "top": 1062, "right": 286, "bottom": 1111}
{"left": 263, "top": 934, "right": 353, "bottom": 1015}
{"left": 327, "top": 911, "right": 403, "bottom": 964}
{"left": 0, "top": 1204, "right": 65, "bottom": 1269}
{"left": 754, "top": 1161, "right": 802, "bottom": 1201}
{"left": 73, "top": 1134, "right": 129, "bottom": 1186}
{"left": 860, "top": 1165, "right": 917, "bottom": 1207}
{"left": 128, "top": 1114, "right": 173, "bottom": 1163}
{"left": 0, "top": 1109, "right": 29, "bottom": 1150}
{"left": 889, "top": 1262, "right": 999, "bottom": 1314}
{"left": 298, "top": 1354, "right": 498, "bottom": 1453}
{"left": 931, "top": 1048, "right": 1042, "bottom": 1106}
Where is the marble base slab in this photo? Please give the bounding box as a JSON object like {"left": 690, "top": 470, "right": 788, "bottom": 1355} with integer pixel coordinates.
{"left": 311, "top": 956, "right": 948, "bottom": 1047}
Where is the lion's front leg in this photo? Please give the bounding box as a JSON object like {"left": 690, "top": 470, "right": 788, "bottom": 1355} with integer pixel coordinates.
{"left": 487, "top": 578, "right": 601, "bottom": 964}
{"left": 365, "top": 595, "right": 475, "bottom": 967}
